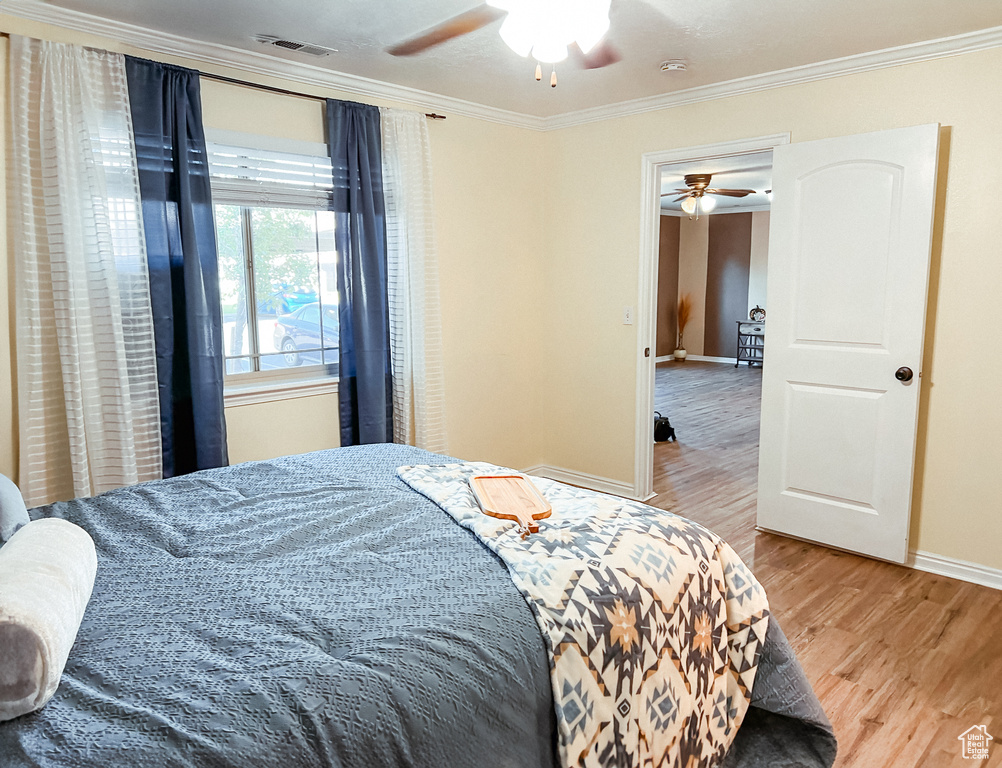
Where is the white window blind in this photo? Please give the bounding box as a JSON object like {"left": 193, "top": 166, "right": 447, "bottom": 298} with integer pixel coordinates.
{"left": 205, "top": 128, "right": 333, "bottom": 209}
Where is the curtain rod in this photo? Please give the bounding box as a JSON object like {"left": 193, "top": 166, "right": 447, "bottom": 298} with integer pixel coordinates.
{"left": 200, "top": 72, "right": 447, "bottom": 120}
{"left": 0, "top": 33, "right": 446, "bottom": 119}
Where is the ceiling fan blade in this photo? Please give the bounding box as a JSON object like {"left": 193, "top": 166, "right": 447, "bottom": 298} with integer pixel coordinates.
{"left": 669, "top": 194, "right": 690, "bottom": 203}
{"left": 387, "top": 4, "right": 505, "bottom": 56}
{"left": 570, "top": 40, "right": 621, "bottom": 69}
{"left": 706, "top": 188, "right": 757, "bottom": 197}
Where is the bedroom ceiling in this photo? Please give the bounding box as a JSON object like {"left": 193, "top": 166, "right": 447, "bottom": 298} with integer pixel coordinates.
{"left": 15, "top": 0, "right": 1002, "bottom": 118}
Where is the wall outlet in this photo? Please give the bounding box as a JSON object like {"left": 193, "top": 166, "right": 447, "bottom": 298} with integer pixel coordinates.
{"left": 623, "top": 306, "right": 634, "bottom": 325}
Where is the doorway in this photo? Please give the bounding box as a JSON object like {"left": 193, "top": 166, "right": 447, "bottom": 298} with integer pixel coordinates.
{"left": 650, "top": 152, "right": 774, "bottom": 541}
{"left": 633, "top": 134, "right": 790, "bottom": 500}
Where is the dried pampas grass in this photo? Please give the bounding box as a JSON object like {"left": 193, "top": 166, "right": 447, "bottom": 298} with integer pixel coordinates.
{"left": 676, "top": 293, "right": 692, "bottom": 348}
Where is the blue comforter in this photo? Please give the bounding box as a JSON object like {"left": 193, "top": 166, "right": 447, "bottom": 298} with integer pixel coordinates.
{"left": 0, "top": 445, "right": 834, "bottom": 767}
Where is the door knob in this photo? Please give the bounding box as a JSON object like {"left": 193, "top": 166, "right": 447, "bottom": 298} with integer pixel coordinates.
{"left": 895, "top": 366, "right": 913, "bottom": 382}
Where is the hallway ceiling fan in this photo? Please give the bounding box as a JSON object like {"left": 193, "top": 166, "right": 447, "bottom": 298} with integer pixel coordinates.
{"left": 663, "top": 173, "right": 758, "bottom": 213}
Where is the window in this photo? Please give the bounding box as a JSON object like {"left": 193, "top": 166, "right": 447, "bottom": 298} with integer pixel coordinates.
{"left": 207, "top": 130, "right": 339, "bottom": 382}
{"left": 214, "top": 205, "right": 338, "bottom": 376}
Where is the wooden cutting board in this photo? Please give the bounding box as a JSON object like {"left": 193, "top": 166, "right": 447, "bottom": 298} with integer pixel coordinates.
{"left": 470, "top": 475, "right": 551, "bottom": 538}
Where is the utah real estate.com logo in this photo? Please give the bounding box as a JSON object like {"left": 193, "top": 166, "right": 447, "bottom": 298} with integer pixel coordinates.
{"left": 958, "top": 725, "right": 993, "bottom": 760}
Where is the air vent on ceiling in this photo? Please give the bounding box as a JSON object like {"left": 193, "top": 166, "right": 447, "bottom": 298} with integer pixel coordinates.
{"left": 253, "top": 35, "right": 337, "bottom": 57}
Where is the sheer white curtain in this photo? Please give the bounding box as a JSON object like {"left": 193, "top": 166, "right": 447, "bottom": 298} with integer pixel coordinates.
{"left": 9, "top": 36, "right": 162, "bottom": 506}
{"left": 380, "top": 109, "right": 448, "bottom": 452}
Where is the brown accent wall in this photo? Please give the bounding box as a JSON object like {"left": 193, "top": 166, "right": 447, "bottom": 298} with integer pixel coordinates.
{"left": 656, "top": 216, "right": 680, "bottom": 357}
{"left": 704, "top": 213, "right": 752, "bottom": 358}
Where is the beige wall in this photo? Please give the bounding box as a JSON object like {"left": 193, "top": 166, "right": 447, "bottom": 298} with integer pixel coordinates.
{"left": 225, "top": 395, "right": 341, "bottom": 465}
{"left": 538, "top": 48, "right": 1002, "bottom": 570}
{"left": 677, "top": 216, "right": 709, "bottom": 356}
{"left": 748, "top": 211, "right": 770, "bottom": 315}
{"left": 429, "top": 114, "right": 547, "bottom": 467}
{"left": 0, "top": 15, "right": 547, "bottom": 482}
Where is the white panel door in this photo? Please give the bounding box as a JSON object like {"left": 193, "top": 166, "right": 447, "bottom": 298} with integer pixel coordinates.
{"left": 757, "top": 124, "right": 939, "bottom": 563}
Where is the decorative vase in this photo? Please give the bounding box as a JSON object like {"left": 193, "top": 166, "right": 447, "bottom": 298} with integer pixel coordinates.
{"left": 673, "top": 348, "right": 687, "bottom": 360}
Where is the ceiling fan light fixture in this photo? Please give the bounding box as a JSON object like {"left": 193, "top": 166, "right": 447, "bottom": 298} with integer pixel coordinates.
{"left": 680, "top": 196, "right": 697, "bottom": 215}
{"left": 529, "top": 1, "right": 572, "bottom": 63}
{"left": 498, "top": 13, "right": 535, "bottom": 57}
{"left": 491, "top": 0, "right": 610, "bottom": 63}
{"left": 700, "top": 195, "right": 717, "bottom": 213}
{"left": 532, "top": 39, "right": 569, "bottom": 64}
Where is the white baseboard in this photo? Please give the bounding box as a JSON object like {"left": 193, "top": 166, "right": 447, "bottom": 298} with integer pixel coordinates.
{"left": 657, "top": 354, "right": 750, "bottom": 365}
{"left": 523, "top": 464, "right": 646, "bottom": 501}
{"left": 656, "top": 354, "right": 736, "bottom": 364}
{"left": 758, "top": 526, "right": 1002, "bottom": 591}
{"left": 907, "top": 550, "right": 1002, "bottom": 591}
{"left": 688, "top": 354, "right": 740, "bottom": 364}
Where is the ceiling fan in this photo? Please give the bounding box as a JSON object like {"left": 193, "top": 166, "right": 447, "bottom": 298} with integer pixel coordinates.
{"left": 663, "top": 173, "right": 757, "bottom": 214}
{"left": 386, "top": 2, "right": 621, "bottom": 73}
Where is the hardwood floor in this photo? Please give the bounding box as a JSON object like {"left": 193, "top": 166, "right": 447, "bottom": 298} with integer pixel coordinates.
{"left": 650, "top": 360, "right": 1002, "bottom": 768}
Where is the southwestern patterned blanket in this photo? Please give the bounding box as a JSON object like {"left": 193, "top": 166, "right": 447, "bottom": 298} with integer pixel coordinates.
{"left": 399, "top": 463, "right": 771, "bottom": 768}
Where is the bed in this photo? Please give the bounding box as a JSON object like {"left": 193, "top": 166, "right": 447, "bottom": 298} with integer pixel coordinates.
{"left": 0, "top": 444, "right": 836, "bottom": 767}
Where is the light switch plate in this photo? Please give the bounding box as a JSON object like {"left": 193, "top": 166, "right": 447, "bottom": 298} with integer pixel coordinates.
{"left": 623, "top": 306, "right": 634, "bottom": 325}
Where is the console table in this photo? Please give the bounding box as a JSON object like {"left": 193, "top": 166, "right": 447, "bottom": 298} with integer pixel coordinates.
{"left": 736, "top": 321, "right": 765, "bottom": 367}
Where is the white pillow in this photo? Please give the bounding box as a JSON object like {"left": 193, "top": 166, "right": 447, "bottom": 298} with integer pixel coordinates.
{"left": 0, "top": 518, "right": 98, "bottom": 721}
{"left": 0, "top": 474, "right": 30, "bottom": 543}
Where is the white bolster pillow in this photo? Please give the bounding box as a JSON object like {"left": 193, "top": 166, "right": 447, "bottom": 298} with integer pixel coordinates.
{"left": 0, "top": 518, "right": 97, "bottom": 722}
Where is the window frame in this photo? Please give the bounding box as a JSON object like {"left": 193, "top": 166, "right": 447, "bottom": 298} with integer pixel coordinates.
{"left": 206, "top": 129, "right": 340, "bottom": 395}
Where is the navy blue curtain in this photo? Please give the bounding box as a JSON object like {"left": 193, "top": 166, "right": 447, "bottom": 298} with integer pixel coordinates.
{"left": 327, "top": 99, "right": 393, "bottom": 445}
{"left": 125, "top": 57, "right": 228, "bottom": 477}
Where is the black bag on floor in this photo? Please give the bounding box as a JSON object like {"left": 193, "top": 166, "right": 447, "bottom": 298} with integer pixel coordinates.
{"left": 654, "top": 412, "right": 676, "bottom": 442}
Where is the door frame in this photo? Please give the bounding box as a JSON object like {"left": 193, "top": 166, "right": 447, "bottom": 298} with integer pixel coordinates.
{"left": 633, "top": 133, "right": 790, "bottom": 499}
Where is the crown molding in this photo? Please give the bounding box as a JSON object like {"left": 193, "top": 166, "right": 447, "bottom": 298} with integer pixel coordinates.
{"left": 3, "top": 0, "right": 1001, "bottom": 133}
{"left": 0, "top": 0, "right": 546, "bottom": 130}
{"left": 544, "top": 25, "right": 1002, "bottom": 130}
